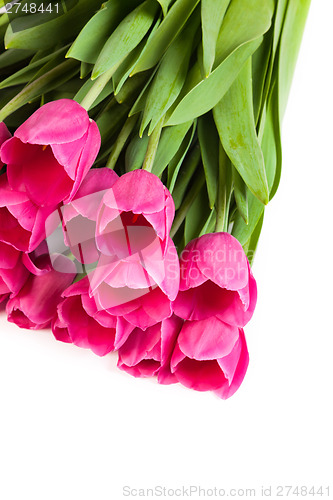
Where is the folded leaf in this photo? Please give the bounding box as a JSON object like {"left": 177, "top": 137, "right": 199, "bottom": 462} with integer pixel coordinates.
{"left": 131, "top": 0, "right": 200, "bottom": 74}
{"left": 93, "top": 0, "right": 159, "bottom": 78}
{"left": 233, "top": 166, "right": 248, "bottom": 224}
{"left": 213, "top": 59, "right": 269, "bottom": 205}
{"left": 166, "top": 37, "right": 262, "bottom": 125}
{"left": 198, "top": 113, "right": 219, "bottom": 208}
{"left": 151, "top": 121, "right": 193, "bottom": 177}
{"left": 201, "top": 0, "right": 230, "bottom": 76}
{"left": 141, "top": 10, "right": 199, "bottom": 135}
{"left": 67, "top": 0, "right": 140, "bottom": 64}
{"left": 214, "top": 0, "right": 274, "bottom": 66}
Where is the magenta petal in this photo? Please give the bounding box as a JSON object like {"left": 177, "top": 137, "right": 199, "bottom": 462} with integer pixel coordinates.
{"left": 118, "top": 323, "right": 161, "bottom": 367}
{"left": 0, "top": 241, "right": 20, "bottom": 269}
{"left": 173, "top": 280, "right": 237, "bottom": 321}
{"left": 52, "top": 315, "right": 72, "bottom": 343}
{"left": 118, "top": 358, "right": 161, "bottom": 378}
{"left": 74, "top": 168, "right": 119, "bottom": 201}
{"left": 174, "top": 357, "right": 227, "bottom": 392}
{"left": 142, "top": 238, "right": 180, "bottom": 301}
{"left": 102, "top": 170, "right": 166, "bottom": 214}
{"left": 0, "top": 123, "right": 11, "bottom": 167}
{"left": 22, "top": 252, "right": 51, "bottom": 276}
{"left": 66, "top": 120, "right": 101, "bottom": 201}
{"left": 179, "top": 240, "right": 207, "bottom": 290}
{"left": 18, "top": 145, "right": 72, "bottom": 206}
{"left": 62, "top": 275, "right": 90, "bottom": 297}
{"left": 1, "top": 138, "right": 40, "bottom": 192}
{"left": 0, "top": 206, "right": 31, "bottom": 251}
{"left": 6, "top": 296, "right": 51, "bottom": 330}
{"left": 139, "top": 286, "right": 173, "bottom": 323}
{"left": 0, "top": 257, "right": 29, "bottom": 295}
{"left": 177, "top": 316, "right": 239, "bottom": 361}
{"left": 157, "top": 315, "right": 182, "bottom": 385}
{"left": 6, "top": 256, "right": 75, "bottom": 329}
{"left": 69, "top": 167, "right": 118, "bottom": 220}
{"left": 14, "top": 99, "right": 90, "bottom": 145}
{"left": 160, "top": 315, "right": 183, "bottom": 366}
{"left": 51, "top": 134, "right": 85, "bottom": 179}
{"left": 0, "top": 173, "right": 29, "bottom": 205}
{"left": 123, "top": 305, "right": 158, "bottom": 330}
{"left": 29, "top": 205, "right": 55, "bottom": 252}
{"left": 114, "top": 316, "right": 135, "bottom": 349}
{"left": 215, "top": 329, "right": 249, "bottom": 399}
{"left": 7, "top": 199, "right": 39, "bottom": 231}
{"left": 0, "top": 122, "right": 11, "bottom": 145}
{"left": 196, "top": 233, "right": 249, "bottom": 291}
{"left": 58, "top": 295, "right": 116, "bottom": 356}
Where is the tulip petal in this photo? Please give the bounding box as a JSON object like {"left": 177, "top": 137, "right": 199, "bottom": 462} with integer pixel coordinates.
{"left": 118, "top": 323, "right": 161, "bottom": 367}
{"left": 58, "top": 295, "right": 116, "bottom": 356}
{"left": 177, "top": 316, "right": 239, "bottom": 361}
{"left": 102, "top": 170, "right": 166, "bottom": 215}
{"left": 0, "top": 241, "right": 20, "bottom": 269}
{"left": 6, "top": 255, "right": 75, "bottom": 329}
{"left": 196, "top": 233, "right": 249, "bottom": 291}
{"left": 52, "top": 316, "right": 72, "bottom": 343}
{"left": 114, "top": 315, "right": 135, "bottom": 349}
{"left": 215, "top": 329, "right": 249, "bottom": 399}
{"left": 0, "top": 206, "right": 31, "bottom": 251}
{"left": 14, "top": 99, "right": 90, "bottom": 145}
{"left": 0, "top": 122, "right": 11, "bottom": 145}
{"left": 173, "top": 357, "right": 227, "bottom": 391}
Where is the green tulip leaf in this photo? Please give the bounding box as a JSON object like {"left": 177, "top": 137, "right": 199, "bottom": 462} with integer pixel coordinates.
{"left": 214, "top": 0, "right": 274, "bottom": 67}
{"left": 197, "top": 112, "right": 219, "bottom": 208}
{"left": 166, "top": 36, "right": 262, "bottom": 126}
{"left": 5, "top": 0, "right": 102, "bottom": 50}
{"left": 131, "top": 0, "right": 200, "bottom": 74}
{"left": 93, "top": 0, "right": 159, "bottom": 79}
{"left": 151, "top": 120, "right": 193, "bottom": 177}
{"left": 232, "top": 166, "right": 248, "bottom": 224}
{"left": 67, "top": 0, "right": 140, "bottom": 64}
{"left": 201, "top": 0, "right": 230, "bottom": 76}
{"left": 213, "top": 58, "right": 269, "bottom": 205}
{"left": 140, "top": 12, "right": 199, "bottom": 136}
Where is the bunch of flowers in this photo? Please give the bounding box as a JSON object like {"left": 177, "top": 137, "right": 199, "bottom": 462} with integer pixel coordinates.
{"left": 0, "top": 100, "right": 256, "bottom": 398}
{"left": 0, "top": 0, "right": 310, "bottom": 398}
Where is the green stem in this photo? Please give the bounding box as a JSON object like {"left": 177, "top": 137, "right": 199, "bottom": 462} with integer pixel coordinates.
{"left": 79, "top": 68, "right": 115, "bottom": 111}
{"left": 106, "top": 115, "right": 138, "bottom": 170}
{"left": 142, "top": 116, "right": 164, "bottom": 173}
{"left": 170, "top": 172, "right": 205, "bottom": 239}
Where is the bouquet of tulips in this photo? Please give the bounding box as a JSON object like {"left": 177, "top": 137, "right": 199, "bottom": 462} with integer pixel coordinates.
{"left": 0, "top": 0, "right": 310, "bottom": 398}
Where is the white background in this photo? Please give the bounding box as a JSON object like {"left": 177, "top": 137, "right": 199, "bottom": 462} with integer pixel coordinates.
{"left": 1, "top": 2, "right": 332, "bottom": 499}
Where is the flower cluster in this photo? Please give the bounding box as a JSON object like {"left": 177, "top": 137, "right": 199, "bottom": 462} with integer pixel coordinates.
{"left": 0, "top": 100, "right": 257, "bottom": 399}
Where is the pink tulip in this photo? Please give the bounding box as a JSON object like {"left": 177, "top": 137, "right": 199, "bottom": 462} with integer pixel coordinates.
{"left": 167, "top": 318, "right": 249, "bottom": 399}
{"left": 0, "top": 241, "right": 29, "bottom": 302}
{"left": 6, "top": 253, "right": 76, "bottom": 330}
{"left": 96, "top": 170, "right": 175, "bottom": 254}
{"left": 118, "top": 315, "right": 182, "bottom": 380}
{"left": 52, "top": 276, "right": 135, "bottom": 354}
{"left": 173, "top": 233, "right": 257, "bottom": 327}
{"left": 0, "top": 100, "right": 101, "bottom": 252}
{"left": 85, "top": 170, "right": 179, "bottom": 328}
